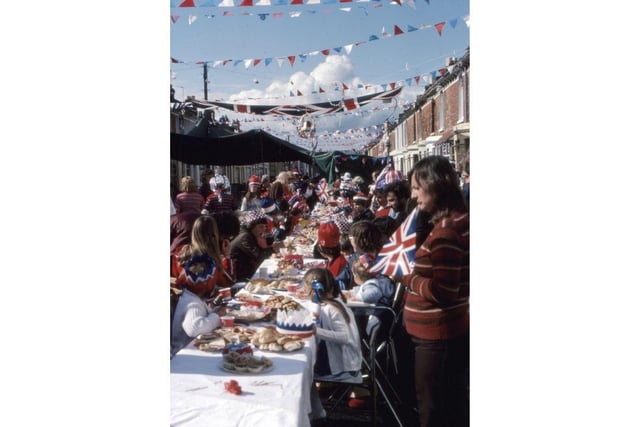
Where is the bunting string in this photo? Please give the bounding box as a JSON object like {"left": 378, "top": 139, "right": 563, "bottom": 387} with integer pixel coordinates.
{"left": 171, "top": 14, "right": 468, "bottom": 66}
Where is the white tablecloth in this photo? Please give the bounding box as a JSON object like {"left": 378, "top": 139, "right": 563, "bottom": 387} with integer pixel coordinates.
{"left": 171, "top": 337, "right": 316, "bottom": 427}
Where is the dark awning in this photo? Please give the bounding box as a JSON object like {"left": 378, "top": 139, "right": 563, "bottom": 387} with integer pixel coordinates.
{"left": 170, "top": 129, "right": 312, "bottom": 166}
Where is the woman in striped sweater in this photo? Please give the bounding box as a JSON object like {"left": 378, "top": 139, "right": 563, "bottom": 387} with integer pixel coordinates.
{"left": 402, "top": 156, "right": 469, "bottom": 427}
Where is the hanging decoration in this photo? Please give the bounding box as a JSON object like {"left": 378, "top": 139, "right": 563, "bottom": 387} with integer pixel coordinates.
{"left": 188, "top": 86, "right": 402, "bottom": 117}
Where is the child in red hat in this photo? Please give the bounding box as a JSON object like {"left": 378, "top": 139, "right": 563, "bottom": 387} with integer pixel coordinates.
{"left": 316, "top": 221, "right": 348, "bottom": 278}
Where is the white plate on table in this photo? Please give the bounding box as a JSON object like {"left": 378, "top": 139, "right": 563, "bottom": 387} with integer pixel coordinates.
{"left": 219, "top": 363, "right": 274, "bottom": 375}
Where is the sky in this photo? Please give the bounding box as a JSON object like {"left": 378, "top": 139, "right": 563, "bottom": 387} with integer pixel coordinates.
{"left": 170, "top": 0, "right": 469, "bottom": 152}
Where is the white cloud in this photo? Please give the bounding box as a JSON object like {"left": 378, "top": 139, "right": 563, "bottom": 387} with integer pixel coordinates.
{"left": 220, "top": 55, "right": 426, "bottom": 152}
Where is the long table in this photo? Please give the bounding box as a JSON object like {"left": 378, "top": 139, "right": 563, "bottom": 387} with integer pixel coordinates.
{"left": 171, "top": 332, "right": 316, "bottom": 427}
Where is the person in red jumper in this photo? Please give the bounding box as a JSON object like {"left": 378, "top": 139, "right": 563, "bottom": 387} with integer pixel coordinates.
{"left": 401, "top": 156, "right": 469, "bottom": 427}
{"left": 316, "top": 221, "right": 348, "bottom": 279}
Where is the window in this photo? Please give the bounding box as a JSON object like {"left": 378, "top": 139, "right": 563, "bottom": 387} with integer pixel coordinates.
{"left": 458, "top": 72, "right": 466, "bottom": 123}
{"left": 438, "top": 88, "right": 445, "bottom": 132}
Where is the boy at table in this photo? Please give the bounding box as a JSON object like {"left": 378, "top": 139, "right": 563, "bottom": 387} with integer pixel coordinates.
{"left": 316, "top": 221, "right": 348, "bottom": 279}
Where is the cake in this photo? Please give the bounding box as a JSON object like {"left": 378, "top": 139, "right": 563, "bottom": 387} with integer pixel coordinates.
{"left": 276, "top": 308, "right": 314, "bottom": 338}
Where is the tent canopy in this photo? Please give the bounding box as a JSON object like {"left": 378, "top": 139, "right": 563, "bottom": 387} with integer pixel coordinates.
{"left": 171, "top": 129, "right": 312, "bottom": 166}
{"left": 313, "top": 151, "right": 390, "bottom": 185}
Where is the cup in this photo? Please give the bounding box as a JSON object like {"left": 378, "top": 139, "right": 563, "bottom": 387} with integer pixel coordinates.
{"left": 287, "top": 283, "right": 299, "bottom": 295}
{"left": 221, "top": 315, "right": 235, "bottom": 328}
{"left": 259, "top": 267, "right": 268, "bottom": 279}
{"left": 218, "top": 288, "right": 231, "bottom": 300}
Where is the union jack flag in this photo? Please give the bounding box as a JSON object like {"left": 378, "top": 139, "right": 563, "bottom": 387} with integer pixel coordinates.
{"left": 315, "top": 178, "right": 330, "bottom": 203}
{"left": 374, "top": 162, "right": 404, "bottom": 190}
{"left": 368, "top": 208, "right": 417, "bottom": 277}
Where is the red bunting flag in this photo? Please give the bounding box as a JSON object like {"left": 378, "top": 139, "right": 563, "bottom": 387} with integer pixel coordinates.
{"left": 321, "top": 49, "right": 330, "bottom": 56}
{"left": 391, "top": 0, "right": 401, "bottom": 5}
{"left": 170, "top": 16, "right": 180, "bottom": 24}
{"left": 343, "top": 98, "right": 358, "bottom": 110}
{"left": 414, "top": 76, "right": 420, "bottom": 84}
{"left": 342, "top": 82, "right": 349, "bottom": 90}
{"left": 291, "top": 0, "right": 304, "bottom": 4}
{"left": 288, "top": 56, "right": 296, "bottom": 66}
{"left": 296, "top": 90, "right": 303, "bottom": 96}
{"left": 434, "top": 21, "right": 446, "bottom": 36}
{"left": 178, "top": 0, "right": 195, "bottom": 7}
{"left": 240, "top": 0, "right": 253, "bottom": 5}
{"left": 390, "top": 82, "right": 396, "bottom": 89}
{"left": 171, "top": 57, "right": 179, "bottom": 63}
{"left": 319, "top": 87, "right": 325, "bottom": 93}
{"left": 394, "top": 25, "right": 404, "bottom": 35}
{"left": 223, "top": 59, "right": 232, "bottom": 65}
{"left": 235, "top": 105, "right": 250, "bottom": 113}
{"left": 253, "top": 59, "right": 261, "bottom": 66}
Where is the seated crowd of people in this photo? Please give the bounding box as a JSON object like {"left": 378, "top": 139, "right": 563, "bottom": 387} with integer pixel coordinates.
{"left": 170, "top": 157, "right": 470, "bottom": 427}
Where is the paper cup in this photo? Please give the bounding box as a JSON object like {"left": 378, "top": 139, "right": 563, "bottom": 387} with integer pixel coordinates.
{"left": 221, "top": 315, "right": 235, "bottom": 328}
{"left": 287, "top": 283, "right": 299, "bottom": 294}
{"left": 218, "top": 288, "right": 231, "bottom": 299}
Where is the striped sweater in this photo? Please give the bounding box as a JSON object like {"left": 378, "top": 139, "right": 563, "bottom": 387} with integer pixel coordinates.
{"left": 401, "top": 211, "right": 469, "bottom": 340}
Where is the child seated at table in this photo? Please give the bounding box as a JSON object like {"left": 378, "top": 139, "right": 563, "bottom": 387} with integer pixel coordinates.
{"left": 171, "top": 253, "right": 224, "bottom": 358}
{"left": 301, "top": 268, "right": 363, "bottom": 419}
{"left": 315, "top": 222, "right": 347, "bottom": 279}
{"left": 346, "top": 255, "right": 395, "bottom": 335}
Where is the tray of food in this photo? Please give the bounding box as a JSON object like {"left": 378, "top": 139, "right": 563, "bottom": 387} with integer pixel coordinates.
{"left": 250, "top": 327, "right": 306, "bottom": 353}
{"left": 221, "top": 353, "right": 274, "bottom": 374}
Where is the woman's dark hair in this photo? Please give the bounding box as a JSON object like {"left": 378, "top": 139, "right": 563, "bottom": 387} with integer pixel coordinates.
{"left": 303, "top": 268, "right": 351, "bottom": 324}
{"left": 410, "top": 155, "right": 467, "bottom": 222}
{"left": 349, "top": 220, "right": 384, "bottom": 254}
{"left": 211, "top": 211, "right": 241, "bottom": 241}
{"left": 372, "top": 216, "right": 398, "bottom": 240}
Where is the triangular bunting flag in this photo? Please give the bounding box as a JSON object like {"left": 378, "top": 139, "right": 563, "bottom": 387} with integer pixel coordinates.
{"left": 394, "top": 25, "right": 404, "bottom": 35}
{"left": 434, "top": 21, "right": 445, "bottom": 36}
{"left": 239, "top": 0, "right": 253, "bottom": 5}
{"left": 321, "top": 49, "right": 330, "bottom": 55}
{"left": 296, "top": 90, "right": 303, "bottom": 96}
{"left": 299, "top": 54, "right": 307, "bottom": 62}
{"left": 414, "top": 75, "right": 420, "bottom": 84}
{"left": 264, "top": 57, "right": 272, "bottom": 66}
{"left": 273, "top": 12, "right": 284, "bottom": 18}
{"left": 391, "top": 0, "right": 401, "bottom": 5}
{"left": 407, "top": 25, "right": 417, "bottom": 32}
{"left": 342, "top": 82, "right": 349, "bottom": 90}
{"left": 390, "top": 82, "right": 396, "bottom": 89}
{"left": 223, "top": 11, "right": 233, "bottom": 16}
{"left": 188, "top": 15, "right": 197, "bottom": 24}
{"left": 258, "top": 13, "right": 268, "bottom": 20}
{"left": 339, "top": 7, "right": 351, "bottom": 12}
{"left": 212, "top": 60, "right": 223, "bottom": 67}
{"left": 244, "top": 59, "right": 252, "bottom": 69}
{"left": 223, "top": 59, "right": 232, "bottom": 66}
{"left": 233, "top": 60, "right": 242, "bottom": 66}
{"left": 319, "top": 87, "right": 325, "bottom": 93}
{"left": 290, "top": 11, "right": 302, "bottom": 17}
{"left": 289, "top": 90, "right": 295, "bottom": 96}
{"left": 344, "top": 44, "right": 354, "bottom": 54}
{"left": 218, "top": 0, "right": 234, "bottom": 5}
{"left": 276, "top": 57, "right": 285, "bottom": 67}
{"left": 333, "top": 47, "right": 343, "bottom": 53}
{"left": 171, "top": 57, "right": 180, "bottom": 63}
{"left": 256, "top": 0, "right": 271, "bottom": 4}
{"left": 291, "top": 0, "right": 303, "bottom": 4}
{"left": 449, "top": 18, "right": 458, "bottom": 28}
{"left": 405, "top": 0, "right": 416, "bottom": 9}
{"left": 368, "top": 35, "right": 379, "bottom": 41}
{"left": 179, "top": 0, "right": 195, "bottom": 6}
{"left": 171, "top": 16, "right": 180, "bottom": 24}
{"left": 288, "top": 56, "right": 296, "bottom": 66}
{"left": 253, "top": 59, "right": 261, "bottom": 66}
